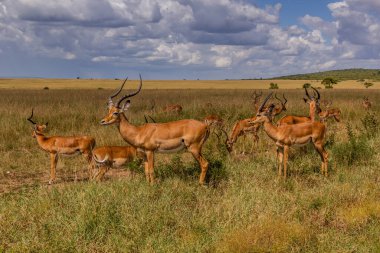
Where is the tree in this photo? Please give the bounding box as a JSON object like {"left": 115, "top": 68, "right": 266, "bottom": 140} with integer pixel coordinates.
{"left": 321, "top": 77, "right": 338, "bottom": 89}
{"left": 269, "top": 82, "right": 279, "bottom": 89}
{"left": 364, "top": 82, "right": 374, "bottom": 88}
{"left": 302, "top": 83, "right": 311, "bottom": 89}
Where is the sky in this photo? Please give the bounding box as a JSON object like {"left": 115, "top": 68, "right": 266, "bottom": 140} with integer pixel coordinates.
{"left": 0, "top": 0, "right": 379, "bottom": 80}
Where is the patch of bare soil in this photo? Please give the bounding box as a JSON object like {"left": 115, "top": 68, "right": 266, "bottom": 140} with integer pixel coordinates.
{"left": 0, "top": 168, "right": 138, "bottom": 195}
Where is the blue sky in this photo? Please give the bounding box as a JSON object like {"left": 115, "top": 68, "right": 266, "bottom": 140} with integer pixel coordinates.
{"left": 0, "top": 0, "right": 379, "bottom": 80}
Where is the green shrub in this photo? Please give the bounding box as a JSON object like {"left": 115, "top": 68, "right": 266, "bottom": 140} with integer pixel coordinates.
{"left": 332, "top": 123, "right": 374, "bottom": 166}
{"left": 363, "top": 82, "right": 374, "bottom": 88}
{"left": 361, "top": 112, "right": 379, "bottom": 138}
{"left": 302, "top": 83, "right": 311, "bottom": 89}
{"left": 269, "top": 82, "right": 279, "bottom": 89}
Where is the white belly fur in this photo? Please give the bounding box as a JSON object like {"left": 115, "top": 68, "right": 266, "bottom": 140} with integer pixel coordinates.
{"left": 156, "top": 139, "right": 187, "bottom": 153}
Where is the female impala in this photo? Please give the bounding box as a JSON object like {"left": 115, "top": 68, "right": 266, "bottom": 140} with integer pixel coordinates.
{"left": 319, "top": 108, "right": 341, "bottom": 123}
{"left": 277, "top": 87, "right": 321, "bottom": 125}
{"left": 249, "top": 93, "right": 328, "bottom": 178}
{"left": 225, "top": 93, "right": 287, "bottom": 154}
{"left": 27, "top": 110, "right": 95, "bottom": 184}
{"left": 92, "top": 146, "right": 145, "bottom": 181}
{"left": 99, "top": 75, "right": 210, "bottom": 184}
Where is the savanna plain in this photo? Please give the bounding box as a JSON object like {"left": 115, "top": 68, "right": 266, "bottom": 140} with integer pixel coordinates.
{"left": 0, "top": 79, "right": 379, "bottom": 252}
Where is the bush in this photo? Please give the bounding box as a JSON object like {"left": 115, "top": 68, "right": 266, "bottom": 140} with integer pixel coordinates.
{"left": 361, "top": 112, "right": 379, "bottom": 138}
{"left": 321, "top": 77, "right": 338, "bottom": 89}
{"left": 269, "top": 82, "right": 279, "bottom": 89}
{"left": 302, "top": 83, "right": 311, "bottom": 89}
{"left": 332, "top": 123, "right": 374, "bottom": 166}
{"left": 363, "top": 82, "right": 374, "bottom": 88}
{"left": 43, "top": 86, "right": 49, "bottom": 90}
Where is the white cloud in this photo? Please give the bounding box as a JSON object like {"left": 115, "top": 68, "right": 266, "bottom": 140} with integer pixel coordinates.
{"left": 214, "top": 57, "right": 232, "bottom": 68}
{"left": 0, "top": 0, "right": 379, "bottom": 78}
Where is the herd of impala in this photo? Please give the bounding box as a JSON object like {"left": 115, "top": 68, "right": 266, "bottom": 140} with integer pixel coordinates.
{"left": 27, "top": 75, "right": 373, "bottom": 184}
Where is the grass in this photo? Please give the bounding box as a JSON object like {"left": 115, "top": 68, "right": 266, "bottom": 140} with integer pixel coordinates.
{"left": 0, "top": 86, "right": 379, "bottom": 252}
{"left": 0, "top": 78, "right": 379, "bottom": 89}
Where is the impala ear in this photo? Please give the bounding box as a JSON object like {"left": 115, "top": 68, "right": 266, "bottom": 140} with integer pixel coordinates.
{"left": 303, "top": 98, "right": 308, "bottom": 103}
{"left": 122, "top": 100, "right": 131, "bottom": 111}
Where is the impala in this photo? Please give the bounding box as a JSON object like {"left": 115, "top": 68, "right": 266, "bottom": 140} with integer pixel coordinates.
{"left": 362, "top": 97, "right": 372, "bottom": 110}
{"left": 99, "top": 75, "right": 210, "bottom": 184}
{"left": 225, "top": 117, "right": 260, "bottom": 154}
{"left": 248, "top": 93, "right": 328, "bottom": 178}
{"left": 27, "top": 109, "right": 95, "bottom": 184}
{"left": 313, "top": 99, "right": 341, "bottom": 123}
{"left": 204, "top": 114, "right": 224, "bottom": 128}
{"left": 162, "top": 104, "right": 183, "bottom": 114}
{"left": 277, "top": 87, "right": 321, "bottom": 125}
{"left": 225, "top": 93, "right": 287, "bottom": 154}
{"left": 92, "top": 146, "right": 144, "bottom": 181}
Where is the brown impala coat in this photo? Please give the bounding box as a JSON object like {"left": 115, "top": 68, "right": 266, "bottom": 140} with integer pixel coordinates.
{"left": 249, "top": 93, "right": 328, "bottom": 178}
{"left": 100, "top": 75, "right": 210, "bottom": 184}
{"left": 28, "top": 114, "right": 95, "bottom": 184}
{"left": 92, "top": 146, "right": 144, "bottom": 181}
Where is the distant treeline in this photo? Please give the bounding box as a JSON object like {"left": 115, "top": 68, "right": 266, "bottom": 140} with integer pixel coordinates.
{"left": 272, "top": 68, "right": 380, "bottom": 81}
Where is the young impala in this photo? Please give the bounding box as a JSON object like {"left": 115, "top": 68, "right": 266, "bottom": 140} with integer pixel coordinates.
{"left": 27, "top": 109, "right": 95, "bottom": 184}
{"left": 92, "top": 146, "right": 144, "bottom": 181}
{"left": 248, "top": 93, "right": 328, "bottom": 178}
{"left": 99, "top": 75, "right": 210, "bottom": 184}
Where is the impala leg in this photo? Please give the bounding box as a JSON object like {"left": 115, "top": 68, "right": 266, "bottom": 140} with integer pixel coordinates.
{"left": 283, "top": 145, "right": 289, "bottom": 179}
{"left": 189, "top": 145, "right": 209, "bottom": 185}
{"left": 83, "top": 152, "right": 93, "bottom": 180}
{"left": 277, "top": 146, "right": 284, "bottom": 177}
{"left": 94, "top": 166, "right": 108, "bottom": 181}
{"left": 49, "top": 153, "right": 58, "bottom": 184}
{"left": 314, "top": 142, "right": 329, "bottom": 176}
{"left": 145, "top": 151, "right": 155, "bottom": 184}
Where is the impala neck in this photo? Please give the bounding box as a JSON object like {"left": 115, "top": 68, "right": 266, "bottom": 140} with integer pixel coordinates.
{"left": 309, "top": 102, "right": 316, "bottom": 122}
{"left": 118, "top": 113, "right": 140, "bottom": 146}
{"left": 35, "top": 132, "right": 51, "bottom": 152}
{"left": 262, "top": 120, "right": 279, "bottom": 141}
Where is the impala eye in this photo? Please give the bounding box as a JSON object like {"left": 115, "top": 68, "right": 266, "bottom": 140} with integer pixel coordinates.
{"left": 112, "top": 112, "right": 119, "bottom": 116}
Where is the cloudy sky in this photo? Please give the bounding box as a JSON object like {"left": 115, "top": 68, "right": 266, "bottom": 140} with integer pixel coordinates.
{"left": 0, "top": 0, "right": 379, "bottom": 79}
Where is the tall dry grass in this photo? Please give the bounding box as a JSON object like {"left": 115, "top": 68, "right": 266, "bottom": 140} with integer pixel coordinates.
{"left": 0, "top": 87, "right": 379, "bottom": 252}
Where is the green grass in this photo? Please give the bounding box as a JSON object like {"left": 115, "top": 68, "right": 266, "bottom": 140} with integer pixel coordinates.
{"left": 0, "top": 89, "right": 379, "bottom": 252}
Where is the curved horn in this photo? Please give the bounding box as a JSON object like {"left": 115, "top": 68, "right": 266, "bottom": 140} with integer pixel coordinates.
{"left": 311, "top": 86, "right": 320, "bottom": 100}
{"left": 304, "top": 87, "right": 312, "bottom": 100}
{"left": 27, "top": 109, "right": 36, "bottom": 125}
{"left": 282, "top": 94, "right": 288, "bottom": 105}
{"left": 258, "top": 92, "right": 273, "bottom": 112}
{"left": 115, "top": 74, "right": 143, "bottom": 108}
{"left": 108, "top": 77, "right": 128, "bottom": 105}
{"left": 274, "top": 93, "right": 282, "bottom": 103}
